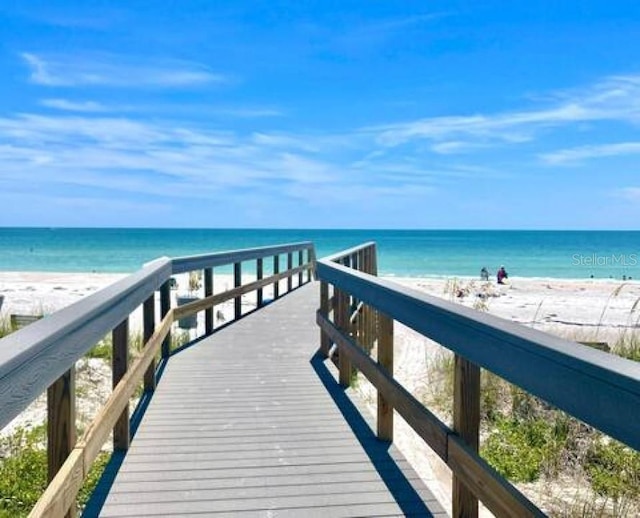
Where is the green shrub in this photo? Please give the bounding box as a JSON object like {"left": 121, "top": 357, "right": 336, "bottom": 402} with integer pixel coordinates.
{"left": 0, "top": 426, "right": 47, "bottom": 516}
{"left": 87, "top": 338, "right": 113, "bottom": 360}
{"left": 613, "top": 335, "right": 640, "bottom": 362}
{"left": 78, "top": 451, "right": 111, "bottom": 512}
{"left": 586, "top": 438, "right": 640, "bottom": 500}
{"left": 0, "top": 317, "right": 13, "bottom": 339}
{"left": 482, "top": 417, "right": 567, "bottom": 482}
{"left": 0, "top": 426, "right": 111, "bottom": 517}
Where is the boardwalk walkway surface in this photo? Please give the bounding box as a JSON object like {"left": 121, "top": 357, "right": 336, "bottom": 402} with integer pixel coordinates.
{"left": 95, "top": 283, "right": 446, "bottom": 517}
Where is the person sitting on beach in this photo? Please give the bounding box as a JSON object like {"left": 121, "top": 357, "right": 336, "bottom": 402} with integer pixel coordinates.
{"left": 480, "top": 267, "right": 489, "bottom": 281}
{"left": 497, "top": 266, "right": 508, "bottom": 284}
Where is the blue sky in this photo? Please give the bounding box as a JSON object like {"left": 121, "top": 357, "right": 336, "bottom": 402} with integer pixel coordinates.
{"left": 1, "top": 1, "right": 640, "bottom": 229}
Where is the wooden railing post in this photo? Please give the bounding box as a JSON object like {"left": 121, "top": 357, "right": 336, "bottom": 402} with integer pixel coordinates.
{"left": 273, "top": 255, "right": 280, "bottom": 299}
{"left": 377, "top": 312, "right": 394, "bottom": 441}
{"left": 320, "top": 282, "right": 331, "bottom": 357}
{"left": 204, "top": 268, "right": 214, "bottom": 335}
{"left": 453, "top": 354, "right": 481, "bottom": 518}
{"left": 257, "top": 258, "right": 264, "bottom": 307}
{"left": 371, "top": 244, "right": 378, "bottom": 275}
{"left": 112, "top": 318, "right": 130, "bottom": 451}
{"left": 336, "top": 287, "right": 351, "bottom": 387}
{"left": 287, "top": 252, "right": 293, "bottom": 292}
{"left": 143, "top": 294, "right": 156, "bottom": 392}
{"left": 47, "top": 367, "right": 76, "bottom": 517}
{"left": 307, "top": 248, "right": 312, "bottom": 282}
{"left": 296, "top": 250, "right": 302, "bottom": 286}
{"left": 234, "top": 262, "right": 242, "bottom": 320}
{"left": 160, "top": 280, "right": 172, "bottom": 356}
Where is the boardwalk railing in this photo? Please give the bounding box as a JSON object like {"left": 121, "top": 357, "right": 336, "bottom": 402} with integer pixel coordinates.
{"left": 0, "top": 241, "right": 315, "bottom": 517}
{"left": 316, "top": 243, "right": 640, "bottom": 518}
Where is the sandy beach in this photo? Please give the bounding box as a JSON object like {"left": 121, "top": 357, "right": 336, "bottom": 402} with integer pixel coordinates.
{"left": 3, "top": 271, "right": 637, "bottom": 337}
{"left": 1, "top": 271, "right": 638, "bottom": 514}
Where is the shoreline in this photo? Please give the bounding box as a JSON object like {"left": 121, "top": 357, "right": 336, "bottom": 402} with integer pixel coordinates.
{"left": 2, "top": 270, "right": 637, "bottom": 342}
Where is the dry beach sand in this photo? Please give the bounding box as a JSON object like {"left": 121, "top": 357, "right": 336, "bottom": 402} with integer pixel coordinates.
{"left": 1, "top": 271, "right": 638, "bottom": 515}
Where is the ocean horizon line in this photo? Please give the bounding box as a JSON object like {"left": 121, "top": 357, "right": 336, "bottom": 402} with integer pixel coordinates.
{"left": 2, "top": 226, "right": 640, "bottom": 233}
{"left": 2, "top": 228, "right": 640, "bottom": 279}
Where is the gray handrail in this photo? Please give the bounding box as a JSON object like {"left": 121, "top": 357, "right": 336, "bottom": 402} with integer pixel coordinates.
{"left": 0, "top": 242, "right": 314, "bottom": 431}
{"left": 321, "top": 241, "right": 376, "bottom": 263}
{"left": 172, "top": 241, "right": 314, "bottom": 273}
{"left": 0, "top": 258, "right": 172, "bottom": 430}
{"left": 316, "top": 259, "right": 640, "bottom": 451}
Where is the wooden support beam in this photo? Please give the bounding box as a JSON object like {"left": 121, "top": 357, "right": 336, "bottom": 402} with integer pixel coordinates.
{"left": 320, "top": 282, "right": 330, "bottom": 357}
{"left": 371, "top": 244, "right": 378, "bottom": 275}
{"left": 143, "top": 294, "right": 156, "bottom": 392}
{"left": 160, "top": 280, "right": 172, "bottom": 356}
{"left": 273, "top": 255, "right": 280, "bottom": 299}
{"left": 234, "top": 262, "right": 242, "bottom": 320}
{"left": 453, "top": 354, "right": 481, "bottom": 518}
{"left": 336, "top": 288, "right": 352, "bottom": 387}
{"left": 256, "top": 258, "right": 263, "bottom": 307}
{"left": 47, "top": 367, "right": 76, "bottom": 517}
{"left": 298, "top": 250, "right": 304, "bottom": 286}
{"left": 112, "top": 318, "right": 129, "bottom": 451}
{"left": 287, "top": 252, "right": 293, "bottom": 292}
{"left": 204, "top": 268, "right": 214, "bottom": 335}
{"left": 377, "top": 312, "right": 394, "bottom": 441}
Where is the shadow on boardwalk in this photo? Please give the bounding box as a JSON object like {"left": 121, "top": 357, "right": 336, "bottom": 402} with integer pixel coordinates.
{"left": 310, "top": 352, "right": 441, "bottom": 517}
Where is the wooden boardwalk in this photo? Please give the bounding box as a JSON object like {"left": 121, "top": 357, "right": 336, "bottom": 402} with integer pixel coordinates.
{"left": 95, "top": 283, "right": 446, "bottom": 517}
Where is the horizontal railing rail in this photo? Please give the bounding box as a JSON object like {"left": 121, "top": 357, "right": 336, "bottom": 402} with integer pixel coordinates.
{"left": 316, "top": 244, "right": 640, "bottom": 518}
{"left": 172, "top": 241, "right": 314, "bottom": 273}
{"left": 0, "top": 257, "right": 172, "bottom": 431}
{"left": 0, "top": 241, "right": 315, "bottom": 517}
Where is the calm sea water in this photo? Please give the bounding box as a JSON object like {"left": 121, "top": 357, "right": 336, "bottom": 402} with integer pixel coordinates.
{"left": 1, "top": 228, "right": 639, "bottom": 279}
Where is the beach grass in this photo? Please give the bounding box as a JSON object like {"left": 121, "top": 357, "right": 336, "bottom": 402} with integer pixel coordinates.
{"left": 412, "top": 285, "right": 640, "bottom": 516}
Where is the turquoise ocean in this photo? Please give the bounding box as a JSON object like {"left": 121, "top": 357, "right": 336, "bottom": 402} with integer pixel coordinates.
{"left": 1, "top": 228, "right": 640, "bottom": 280}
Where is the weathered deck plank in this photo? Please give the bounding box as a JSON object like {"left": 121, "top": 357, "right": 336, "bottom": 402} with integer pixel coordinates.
{"left": 97, "top": 284, "right": 445, "bottom": 517}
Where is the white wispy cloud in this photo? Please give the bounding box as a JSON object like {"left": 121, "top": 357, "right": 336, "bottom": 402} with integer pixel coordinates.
{"left": 40, "top": 98, "right": 109, "bottom": 112}
{"left": 541, "top": 142, "right": 640, "bottom": 164}
{"left": 215, "top": 107, "right": 284, "bottom": 118}
{"left": 21, "top": 52, "right": 225, "bottom": 88}
{"left": 6, "top": 71, "right": 640, "bottom": 215}
{"left": 367, "top": 74, "right": 640, "bottom": 150}
{"left": 430, "top": 141, "right": 487, "bottom": 155}
{"left": 0, "top": 109, "right": 454, "bottom": 211}
{"left": 616, "top": 187, "right": 640, "bottom": 202}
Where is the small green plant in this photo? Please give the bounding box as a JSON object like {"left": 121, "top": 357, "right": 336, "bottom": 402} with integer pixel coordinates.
{"left": 85, "top": 331, "right": 147, "bottom": 362}
{"left": 482, "top": 417, "right": 567, "bottom": 483}
{"left": 585, "top": 438, "right": 640, "bottom": 501}
{"left": 613, "top": 333, "right": 640, "bottom": 362}
{"left": 188, "top": 270, "right": 202, "bottom": 294}
{"left": 0, "top": 316, "right": 13, "bottom": 339}
{"left": 595, "top": 283, "right": 627, "bottom": 339}
{"left": 481, "top": 371, "right": 509, "bottom": 422}
{"left": 78, "top": 451, "right": 111, "bottom": 512}
{"left": 0, "top": 425, "right": 112, "bottom": 517}
{"left": 87, "top": 338, "right": 113, "bottom": 361}
{"left": 0, "top": 426, "right": 47, "bottom": 516}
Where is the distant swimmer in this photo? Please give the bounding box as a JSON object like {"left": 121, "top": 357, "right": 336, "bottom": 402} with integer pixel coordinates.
{"left": 497, "top": 266, "right": 508, "bottom": 284}
{"left": 480, "top": 267, "right": 489, "bottom": 281}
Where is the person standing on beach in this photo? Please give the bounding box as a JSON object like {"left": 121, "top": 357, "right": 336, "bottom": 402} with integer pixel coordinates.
{"left": 497, "top": 266, "right": 508, "bottom": 284}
